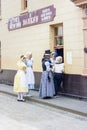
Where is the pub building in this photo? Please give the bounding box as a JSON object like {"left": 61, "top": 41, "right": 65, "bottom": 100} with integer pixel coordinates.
{"left": 0, "top": 0, "right": 87, "bottom": 98}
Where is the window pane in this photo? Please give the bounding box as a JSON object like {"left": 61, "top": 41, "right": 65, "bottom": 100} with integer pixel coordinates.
{"left": 55, "top": 26, "right": 63, "bottom": 36}
{"left": 55, "top": 27, "right": 58, "bottom": 35}
{"left": 54, "top": 25, "right": 63, "bottom": 46}
{"left": 55, "top": 37, "right": 63, "bottom": 45}
{"left": 58, "top": 26, "right": 63, "bottom": 36}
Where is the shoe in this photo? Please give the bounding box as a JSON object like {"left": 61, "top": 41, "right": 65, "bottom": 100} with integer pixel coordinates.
{"left": 17, "top": 99, "right": 25, "bottom": 102}
{"left": 53, "top": 94, "right": 57, "bottom": 96}
{"left": 21, "top": 99, "right": 25, "bottom": 102}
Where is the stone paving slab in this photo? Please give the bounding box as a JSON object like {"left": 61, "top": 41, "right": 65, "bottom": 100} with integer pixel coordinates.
{"left": 0, "top": 84, "right": 87, "bottom": 117}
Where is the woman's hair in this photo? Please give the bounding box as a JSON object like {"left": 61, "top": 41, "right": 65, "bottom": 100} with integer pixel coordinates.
{"left": 20, "top": 55, "right": 26, "bottom": 61}
{"left": 55, "top": 56, "right": 62, "bottom": 63}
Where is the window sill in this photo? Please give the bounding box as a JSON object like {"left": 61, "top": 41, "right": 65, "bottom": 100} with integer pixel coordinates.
{"left": 20, "top": 9, "right": 29, "bottom": 14}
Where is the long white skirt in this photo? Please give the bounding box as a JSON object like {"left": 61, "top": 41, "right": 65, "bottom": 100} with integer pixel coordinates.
{"left": 26, "top": 67, "right": 35, "bottom": 89}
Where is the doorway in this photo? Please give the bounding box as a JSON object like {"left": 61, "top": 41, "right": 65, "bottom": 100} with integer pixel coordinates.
{"left": 50, "top": 23, "right": 64, "bottom": 62}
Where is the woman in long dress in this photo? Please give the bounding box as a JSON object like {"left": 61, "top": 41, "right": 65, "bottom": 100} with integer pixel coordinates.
{"left": 39, "top": 50, "right": 55, "bottom": 99}
{"left": 25, "top": 52, "right": 35, "bottom": 96}
{"left": 14, "top": 55, "right": 28, "bottom": 101}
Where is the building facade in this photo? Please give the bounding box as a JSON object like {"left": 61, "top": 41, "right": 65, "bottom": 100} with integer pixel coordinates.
{"left": 0, "top": 0, "right": 87, "bottom": 98}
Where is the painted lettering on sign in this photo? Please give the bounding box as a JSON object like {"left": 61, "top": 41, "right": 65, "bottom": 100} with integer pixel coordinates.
{"left": 41, "top": 8, "right": 52, "bottom": 22}
{"left": 8, "top": 5, "right": 56, "bottom": 31}
{"left": 22, "top": 15, "right": 39, "bottom": 26}
{"left": 8, "top": 16, "right": 21, "bottom": 30}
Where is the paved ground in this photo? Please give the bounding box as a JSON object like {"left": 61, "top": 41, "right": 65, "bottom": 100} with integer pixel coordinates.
{"left": 0, "top": 93, "right": 87, "bottom": 130}
{"left": 0, "top": 84, "right": 87, "bottom": 117}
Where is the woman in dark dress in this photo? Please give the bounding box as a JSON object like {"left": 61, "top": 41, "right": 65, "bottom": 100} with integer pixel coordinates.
{"left": 39, "top": 50, "right": 55, "bottom": 99}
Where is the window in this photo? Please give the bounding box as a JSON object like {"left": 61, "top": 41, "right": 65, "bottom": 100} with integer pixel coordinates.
{"left": 54, "top": 25, "right": 63, "bottom": 46}
{"left": 21, "top": 0, "right": 28, "bottom": 11}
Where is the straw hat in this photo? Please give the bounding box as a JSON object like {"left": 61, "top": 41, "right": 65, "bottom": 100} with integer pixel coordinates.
{"left": 55, "top": 56, "right": 62, "bottom": 63}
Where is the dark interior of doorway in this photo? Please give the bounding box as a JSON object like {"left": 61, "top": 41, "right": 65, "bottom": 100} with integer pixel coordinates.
{"left": 55, "top": 47, "right": 64, "bottom": 63}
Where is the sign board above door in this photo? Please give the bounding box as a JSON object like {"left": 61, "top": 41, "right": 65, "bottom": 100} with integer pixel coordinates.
{"left": 8, "top": 5, "right": 56, "bottom": 31}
